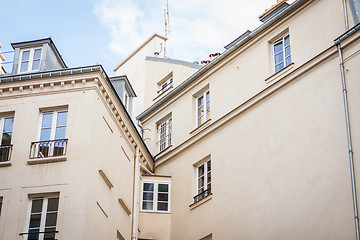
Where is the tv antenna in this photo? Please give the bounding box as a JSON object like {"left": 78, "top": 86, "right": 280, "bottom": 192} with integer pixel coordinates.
{"left": 164, "top": 0, "right": 170, "bottom": 56}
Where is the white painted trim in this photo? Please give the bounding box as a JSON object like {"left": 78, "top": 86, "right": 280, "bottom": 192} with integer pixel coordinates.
{"left": 140, "top": 180, "right": 171, "bottom": 213}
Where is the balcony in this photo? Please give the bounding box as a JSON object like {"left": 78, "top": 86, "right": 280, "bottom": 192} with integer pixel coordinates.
{"left": 0, "top": 145, "right": 13, "bottom": 162}
{"left": 29, "top": 139, "right": 68, "bottom": 159}
{"left": 193, "top": 188, "right": 211, "bottom": 203}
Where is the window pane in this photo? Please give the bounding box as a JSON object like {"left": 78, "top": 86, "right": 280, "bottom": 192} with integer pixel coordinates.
{"left": 55, "top": 126, "right": 66, "bottom": 140}
{"left": 45, "top": 212, "right": 57, "bottom": 227}
{"left": 34, "top": 49, "right": 42, "bottom": 59}
{"left": 198, "top": 176, "right": 204, "bottom": 189}
{"left": 56, "top": 112, "right": 68, "bottom": 126}
{"left": 1, "top": 132, "right": 12, "bottom": 145}
{"left": 31, "top": 199, "right": 43, "bottom": 213}
{"left": 274, "top": 42, "right": 283, "bottom": 54}
{"left": 285, "top": 56, "right": 292, "bottom": 66}
{"left": 284, "top": 35, "right": 290, "bottom": 46}
{"left": 143, "top": 183, "right": 154, "bottom": 191}
{"left": 40, "top": 128, "right": 51, "bottom": 141}
{"left": 44, "top": 227, "right": 56, "bottom": 240}
{"left": 32, "top": 60, "right": 40, "bottom": 70}
{"left": 274, "top": 52, "right": 284, "bottom": 64}
{"left": 143, "top": 192, "right": 153, "bottom": 201}
{"left": 157, "top": 202, "right": 168, "bottom": 211}
{"left": 158, "top": 193, "right": 168, "bottom": 201}
{"left": 42, "top": 113, "right": 53, "bottom": 128}
{"left": 285, "top": 46, "right": 291, "bottom": 57}
{"left": 207, "top": 161, "right": 211, "bottom": 171}
{"left": 197, "top": 95, "right": 204, "bottom": 107}
{"left": 275, "top": 63, "right": 284, "bottom": 73}
{"left": 158, "top": 184, "right": 168, "bottom": 192}
{"left": 27, "top": 229, "right": 39, "bottom": 240}
{"left": 47, "top": 198, "right": 59, "bottom": 212}
{"left": 22, "top": 50, "right": 30, "bottom": 61}
{"left": 29, "top": 214, "right": 42, "bottom": 228}
{"left": 20, "top": 62, "right": 29, "bottom": 72}
{"left": 198, "top": 165, "right": 204, "bottom": 176}
{"left": 142, "top": 201, "right": 153, "bottom": 210}
{"left": 3, "top": 118, "right": 14, "bottom": 132}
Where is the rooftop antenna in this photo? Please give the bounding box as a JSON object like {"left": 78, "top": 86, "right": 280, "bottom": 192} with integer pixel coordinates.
{"left": 164, "top": 0, "right": 170, "bottom": 56}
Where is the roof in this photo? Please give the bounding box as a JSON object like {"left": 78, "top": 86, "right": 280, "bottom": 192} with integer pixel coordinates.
{"left": 110, "top": 75, "right": 137, "bottom": 97}
{"left": 145, "top": 56, "right": 202, "bottom": 69}
{"left": 113, "top": 33, "right": 168, "bottom": 72}
{"left": 137, "top": 0, "right": 310, "bottom": 121}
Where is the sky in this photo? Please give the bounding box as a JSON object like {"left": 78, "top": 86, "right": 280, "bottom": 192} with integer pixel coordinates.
{"left": 0, "top": 0, "right": 293, "bottom": 76}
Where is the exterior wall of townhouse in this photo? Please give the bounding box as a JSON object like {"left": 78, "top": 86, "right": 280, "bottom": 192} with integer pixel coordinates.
{"left": 144, "top": 58, "right": 200, "bottom": 111}
{"left": 114, "top": 34, "right": 167, "bottom": 118}
{"left": 137, "top": 0, "right": 360, "bottom": 239}
{"left": 150, "top": 33, "right": 360, "bottom": 239}
{"left": 0, "top": 70, "right": 153, "bottom": 240}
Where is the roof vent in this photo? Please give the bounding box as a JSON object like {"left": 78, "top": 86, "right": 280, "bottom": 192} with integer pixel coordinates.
{"left": 258, "top": 0, "right": 290, "bottom": 23}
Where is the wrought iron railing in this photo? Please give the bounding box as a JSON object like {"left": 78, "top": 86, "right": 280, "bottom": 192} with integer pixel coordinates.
{"left": 29, "top": 139, "right": 68, "bottom": 159}
{"left": 193, "top": 188, "right": 211, "bottom": 203}
{"left": 0, "top": 145, "right": 13, "bottom": 162}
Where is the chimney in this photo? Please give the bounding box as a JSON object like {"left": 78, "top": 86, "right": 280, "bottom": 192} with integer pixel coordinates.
{"left": 258, "top": 0, "right": 289, "bottom": 23}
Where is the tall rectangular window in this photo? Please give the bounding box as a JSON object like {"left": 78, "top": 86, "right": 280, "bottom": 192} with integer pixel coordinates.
{"left": 141, "top": 181, "right": 170, "bottom": 212}
{"left": 197, "top": 90, "right": 210, "bottom": 126}
{"left": 31, "top": 110, "right": 68, "bottom": 158}
{"left": 27, "top": 195, "right": 59, "bottom": 240}
{"left": 273, "top": 35, "right": 291, "bottom": 73}
{"left": 194, "top": 160, "right": 211, "bottom": 202}
{"left": 19, "top": 48, "right": 42, "bottom": 73}
{"left": 157, "top": 117, "right": 172, "bottom": 152}
{"left": 0, "top": 116, "right": 14, "bottom": 162}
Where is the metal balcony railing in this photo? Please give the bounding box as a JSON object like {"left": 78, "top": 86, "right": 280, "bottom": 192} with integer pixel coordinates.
{"left": 193, "top": 188, "right": 211, "bottom": 203}
{"left": 0, "top": 145, "right": 13, "bottom": 162}
{"left": 29, "top": 139, "right": 68, "bottom": 159}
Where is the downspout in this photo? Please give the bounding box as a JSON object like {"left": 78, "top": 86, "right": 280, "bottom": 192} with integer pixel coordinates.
{"left": 343, "top": 0, "right": 349, "bottom": 30}
{"left": 132, "top": 146, "right": 141, "bottom": 240}
{"left": 335, "top": 40, "right": 359, "bottom": 240}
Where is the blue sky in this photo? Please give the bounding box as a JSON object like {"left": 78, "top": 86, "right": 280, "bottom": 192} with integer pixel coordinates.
{"left": 0, "top": 0, "right": 289, "bottom": 76}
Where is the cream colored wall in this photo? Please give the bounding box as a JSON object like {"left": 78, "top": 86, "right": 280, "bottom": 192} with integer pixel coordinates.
{"left": 144, "top": 59, "right": 199, "bottom": 110}
{"left": 152, "top": 39, "right": 360, "bottom": 238}
{"left": 0, "top": 72, "right": 152, "bottom": 240}
{"left": 115, "top": 35, "right": 166, "bottom": 118}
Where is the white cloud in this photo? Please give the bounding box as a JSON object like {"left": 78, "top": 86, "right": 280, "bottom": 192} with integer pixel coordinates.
{"left": 95, "top": 0, "right": 294, "bottom": 63}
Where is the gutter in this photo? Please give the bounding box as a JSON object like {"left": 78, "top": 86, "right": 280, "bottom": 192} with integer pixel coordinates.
{"left": 137, "top": 0, "right": 310, "bottom": 121}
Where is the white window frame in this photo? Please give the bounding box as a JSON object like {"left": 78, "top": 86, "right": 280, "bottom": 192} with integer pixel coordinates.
{"left": 25, "top": 194, "right": 59, "bottom": 240}
{"left": 196, "top": 160, "right": 211, "bottom": 195}
{"left": 141, "top": 180, "right": 171, "bottom": 213}
{"left": 35, "top": 110, "right": 68, "bottom": 158}
{"left": 19, "top": 48, "right": 42, "bottom": 73}
{"left": 196, "top": 90, "right": 210, "bottom": 127}
{"left": 273, "top": 34, "right": 291, "bottom": 73}
{"left": 123, "top": 91, "right": 129, "bottom": 110}
{"left": 157, "top": 117, "right": 172, "bottom": 152}
{"left": 0, "top": 116, "right": 14, "bottom": 145}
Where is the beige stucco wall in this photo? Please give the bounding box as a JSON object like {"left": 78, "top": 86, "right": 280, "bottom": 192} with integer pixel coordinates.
{"left": 0, "top": 71, "right": 152, "bottom": 240}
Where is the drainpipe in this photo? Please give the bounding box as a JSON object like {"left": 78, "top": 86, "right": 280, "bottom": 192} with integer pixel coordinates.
{"left": 132, "top": 146, "right": 140, "bottom": 240}
{"left": 335, "top": 40, "right": 359, "bottom": 240}
{"left": 343, "top": 0, "right": 349, "bottom": 30}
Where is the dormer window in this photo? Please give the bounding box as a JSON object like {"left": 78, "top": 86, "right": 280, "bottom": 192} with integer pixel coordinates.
{"left": 19, "top": 48, "right": 42, "bottom": 73}
{"left": 157, "top": 72, "right": 173, "bottom": 95}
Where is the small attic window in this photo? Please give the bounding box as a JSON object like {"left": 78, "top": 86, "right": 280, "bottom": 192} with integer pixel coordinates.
{"left": 19, "top": 48, "right": 42, "bottom": 73}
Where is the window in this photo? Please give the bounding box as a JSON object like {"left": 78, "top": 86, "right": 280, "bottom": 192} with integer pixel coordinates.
{"left": 157, "top": 117, "right": 172, "bottom": 152}
{"left": 19, "top": 48, "right": 42, "bottom": 73}
{"left": 26, "top": 195, "right": 59, "bottom": 240}
{"left": 157, "top": 77, "right": 173, "bottom": 95}
{"left": 0, "top": 116, "right": 14, "bottom": 162}
{"left": 273, "top": 35, "right": 291, "bottom": 73}
{"left": 141, "top": 181, "right": 170, "bottom": 212}
{"left": 194, "top": 160, "right": 211, "bottom": 202}
{"left": 196, "top": 90, "right": 210, "bottom": 126}
{"left": 0, "top": 197, "right": 2, "bottom": 216}
{"left": 31, "top": 110, "right": 68, "bottom": 158}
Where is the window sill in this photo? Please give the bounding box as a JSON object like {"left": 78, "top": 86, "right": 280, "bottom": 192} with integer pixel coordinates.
{"left": 153, "top": 86, "right": 174, "bottom": 102}
{"left": 190, "top": 119, "right": 211, "bottom": 135}
{"left": 140, "top": 210, "right": 171, "bottom": 214}
{"left": 189, "top": 193, "right": 212, "bottom": 210}
{"left": 265, "top": 62, "right": 294, "bottom": 84}
{"left": 0, "top": 161, "right": 12, "bottom": 167}
{"left": 27, "top": 156, "right": 67, "bottom": 165}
